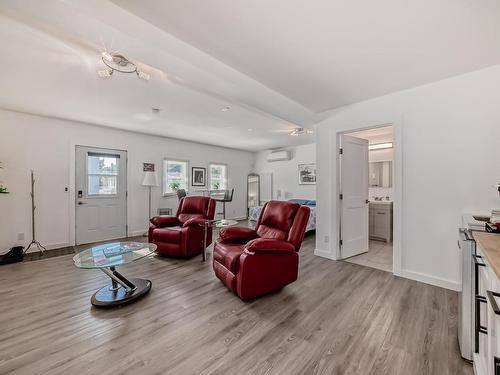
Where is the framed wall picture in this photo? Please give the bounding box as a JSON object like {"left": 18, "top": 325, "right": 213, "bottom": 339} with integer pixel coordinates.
{"left": 298, "top": 163, "right": 316, "bottom": 185}
{"left": 191, "top": 167, "right": 206, "bottom": 186}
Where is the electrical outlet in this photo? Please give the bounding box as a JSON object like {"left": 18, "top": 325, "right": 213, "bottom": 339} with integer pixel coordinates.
{"left": 324, "top": 235, "right": 329, "bottom": 243}
{"left": 17, "top": 233, "right": 24, "bottom": 241}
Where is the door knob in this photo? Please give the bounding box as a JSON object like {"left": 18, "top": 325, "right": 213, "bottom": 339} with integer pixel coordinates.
{"left": 366, "top": 199, "right": 370, "bottom": 204}
{"left": 78, "top": 201, "right": 87, "bottom": 205}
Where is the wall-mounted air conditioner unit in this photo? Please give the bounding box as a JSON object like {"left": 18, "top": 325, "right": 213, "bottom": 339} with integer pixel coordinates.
{"left": 266, "top": 150, "right": 291, "bottom": 162}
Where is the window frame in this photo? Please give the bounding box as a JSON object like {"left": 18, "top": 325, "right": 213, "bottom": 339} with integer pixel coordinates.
{"left": 208, "top": 162, "right": 228, "bottom": 191}
{"left": 163, "top": 158, "right": 189, "bottom": 197}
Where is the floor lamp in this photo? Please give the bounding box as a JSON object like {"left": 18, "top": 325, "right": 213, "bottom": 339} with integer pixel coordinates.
{"left": 142, "top": 170, "right": 158, "bottom": 236}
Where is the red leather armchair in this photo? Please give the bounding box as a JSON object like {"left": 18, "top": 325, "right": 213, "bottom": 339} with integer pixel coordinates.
{"left": 149, "top": 196, "right": 216, "bottom": 257}
{"left": 213, "top": 200, "right": 310, "bottom": 300}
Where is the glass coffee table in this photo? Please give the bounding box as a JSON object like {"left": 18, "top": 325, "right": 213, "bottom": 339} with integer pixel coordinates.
{"left": 73, "top": 242, "right": 156, "bottom": 307}
{"left": 201, "top": 219, "right": 238, "bottom": 261}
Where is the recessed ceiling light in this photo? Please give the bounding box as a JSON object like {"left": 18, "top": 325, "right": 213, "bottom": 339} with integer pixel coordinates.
{"left": 306, "top": 129, "right": 314, "bottom": 134}
{"left": 151, "top": 107, "right": 160, "bottom": 114}
{"left": 247, "top": 128, "right": 253, "bottom": 131}
{"left": 221, "top": 106, "right": 231, "bottom": 112}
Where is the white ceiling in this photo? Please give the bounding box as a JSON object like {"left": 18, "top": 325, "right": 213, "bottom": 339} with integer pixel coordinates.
{"left": 111, "top": 0, "right": 500, "bottom": 112}
{"left": 1, "top": 0, "right": 500, "bottom": 151}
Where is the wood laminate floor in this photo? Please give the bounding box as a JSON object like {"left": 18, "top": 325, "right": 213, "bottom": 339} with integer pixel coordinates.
{"left": 0, "top": 233, "right": 472, "bottom": 375}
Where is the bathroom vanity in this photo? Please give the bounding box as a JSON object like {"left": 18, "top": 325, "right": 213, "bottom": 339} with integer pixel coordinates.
{"left": 369, "top": 201, "right": 393, "bottom": 243}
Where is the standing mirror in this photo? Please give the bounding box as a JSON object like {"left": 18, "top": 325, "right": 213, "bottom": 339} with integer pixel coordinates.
{"left": 247, "top": 174, "right": 260, "bottom": 214}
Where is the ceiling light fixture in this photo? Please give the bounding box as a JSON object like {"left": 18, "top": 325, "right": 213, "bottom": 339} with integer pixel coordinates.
{"left": 368, "top": 142, "right": 393, "bottom": 150}
{"left": 151, "top": 107, "right": 160, "bottom": 114}
{"left": 247, "top": 128, "right": 253, "bottom": 131}
{"left": 221, "top": 106, "right": 231, "bottom": 112}
{"left": 289, "top": 127, "right": 313, "bottom": 136}
{"left": 97, "top": 51, "right": 150, "bottom": 81}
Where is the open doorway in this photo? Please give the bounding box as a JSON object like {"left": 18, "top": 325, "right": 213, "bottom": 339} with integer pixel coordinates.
{"left": 339, "top": 125, "right": 394, "bottom": 272}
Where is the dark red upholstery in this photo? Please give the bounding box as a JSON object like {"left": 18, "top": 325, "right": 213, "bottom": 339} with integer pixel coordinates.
{"left": 149, "top": 196, "right": 216, "bottom": 257}
{"left": 213, "top": 200, "right": 310, "bottom": 300}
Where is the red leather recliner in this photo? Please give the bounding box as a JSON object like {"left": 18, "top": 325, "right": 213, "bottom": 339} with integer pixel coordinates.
{"left": 149, "top": 196, "right": 216, "bottom": 257}
{"left": 213, "top": 200, "right": 310, "bottom": 300}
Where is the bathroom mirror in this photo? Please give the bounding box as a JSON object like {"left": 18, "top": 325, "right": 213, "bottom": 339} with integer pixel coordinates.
{"left": 369, "top": 161, "right": 392, "bottom": 187}
{"left": 247, "top": 174, "right": 260, "bottom": 210}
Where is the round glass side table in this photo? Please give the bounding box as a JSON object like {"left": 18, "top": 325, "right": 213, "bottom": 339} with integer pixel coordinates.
{"left": 201, "top": 219, "right": 238, "bottom": 261}
{"left": 73, "top": 241, "right": 156, "bottom": 307}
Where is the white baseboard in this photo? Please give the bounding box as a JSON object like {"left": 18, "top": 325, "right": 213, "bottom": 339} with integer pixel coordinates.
{"left": 399, "top": 269, "right": 461, "bottom": 291}
{"left": 314, "top": 248, "right": 338, "bottom": 260}
{"left": 24, "top": 242, "right": 70, "bottom": 254}
{"left": 311, "top": 248, "right": 460, "bottom": 291}
{"left": 130, "top": 230, "right": 148, "bottom": 237}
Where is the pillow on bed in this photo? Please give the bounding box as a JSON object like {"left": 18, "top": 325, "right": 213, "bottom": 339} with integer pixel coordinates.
{"left": 305, "top": 200, "right": 316, "bottom": 206}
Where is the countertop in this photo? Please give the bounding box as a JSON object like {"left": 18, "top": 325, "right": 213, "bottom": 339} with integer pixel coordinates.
{"left": 474, "top": 231, "right": 500, "bottom": 279}
{"left": 369, "top": 201, "right": 393, "bottom": 206}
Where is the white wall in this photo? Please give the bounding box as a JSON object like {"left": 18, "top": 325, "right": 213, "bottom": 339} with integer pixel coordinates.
{"left": 254, "top": 143, "right": 316, "bottom": 201}
{"left": 0, "top": 109, "right": 253, "bottom": 252}
{"left": 315, "top": 64, "right": 500, "bottom": 290}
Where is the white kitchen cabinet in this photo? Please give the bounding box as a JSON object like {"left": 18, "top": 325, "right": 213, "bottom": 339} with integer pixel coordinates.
{"left": 369, "top": 202, "right": 393, "bottom": 242}
{"left": 475, "top": 245, "right": 491, "bottom": 375}
{"left": 475, "top": 243, "right": 500, "bottom": 375}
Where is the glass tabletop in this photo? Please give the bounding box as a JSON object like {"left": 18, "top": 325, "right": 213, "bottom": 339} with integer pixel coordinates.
{"left": 73, "top": 242, "right": 157, "bottom": 269}
{"left": 213, "top": 219, "right": 238, "bottom": 228}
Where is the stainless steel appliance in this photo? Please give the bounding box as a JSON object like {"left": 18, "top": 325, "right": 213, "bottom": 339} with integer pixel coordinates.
{"left": 458, "top": 228, "right": 475, "bottom": 361}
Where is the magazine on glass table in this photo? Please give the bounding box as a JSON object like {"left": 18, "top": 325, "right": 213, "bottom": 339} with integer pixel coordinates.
{"left": 102, "top": 242, "right": 144, "bottom": 257}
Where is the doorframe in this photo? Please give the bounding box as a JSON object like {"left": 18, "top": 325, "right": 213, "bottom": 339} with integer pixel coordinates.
{"left": 336, "top": 122, "right": 403, "bottom": 276}
{"left": 70, "top": 144, "right": 128, "bottom": 246}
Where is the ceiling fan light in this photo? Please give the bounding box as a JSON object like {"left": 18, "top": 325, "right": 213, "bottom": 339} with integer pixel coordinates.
{"left": 101, "top": 51, "right": 113, "bottom": 62}
{"left": 97, "top": 69, "right": 113, "bottom": 78}
{"left": 137, "top": 70, "right": 150, "bottom": 81}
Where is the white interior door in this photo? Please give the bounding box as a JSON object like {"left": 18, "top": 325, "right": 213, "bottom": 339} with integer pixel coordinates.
{"left": 339, "top": 135, "right": 369, "bottom": 259}
{"left": 76, "top": 146, "right": 127, "bottom": 245}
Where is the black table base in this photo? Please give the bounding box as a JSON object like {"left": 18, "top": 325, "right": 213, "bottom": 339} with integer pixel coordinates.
{"left": 91, "top": 266, "right": 152, "bottom": 307}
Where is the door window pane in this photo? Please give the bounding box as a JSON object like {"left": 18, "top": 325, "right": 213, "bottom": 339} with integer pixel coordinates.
{"left": 209, "top": 164, "right": 227, "bottom": 190}
{"left": 87, "top": 154, "right": 119, "bottom": 195}
{"left": 163, "top": 160, "right": 188, "bottom": 195}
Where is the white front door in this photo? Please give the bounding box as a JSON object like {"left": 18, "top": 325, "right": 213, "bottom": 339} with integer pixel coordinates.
{"left": 75, "top": 146, "right": 127, "bottom": 245}
{"left": 339, "top": 135, "right": 369, "bottom": 259}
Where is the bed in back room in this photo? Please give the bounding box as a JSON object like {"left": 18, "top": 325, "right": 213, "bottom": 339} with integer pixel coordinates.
{"left": 248, "top": 199, "right": 316, "bottom": 232}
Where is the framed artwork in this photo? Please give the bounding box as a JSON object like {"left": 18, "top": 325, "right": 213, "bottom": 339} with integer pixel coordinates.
{"left": 143, "top": 162, "right": 155, "bottom": 172}
{"left": 298, "top": 163, "right": 316, "bottom": 185}
{"left": 191, "top": 167, "right": 206, "bottom": 186}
